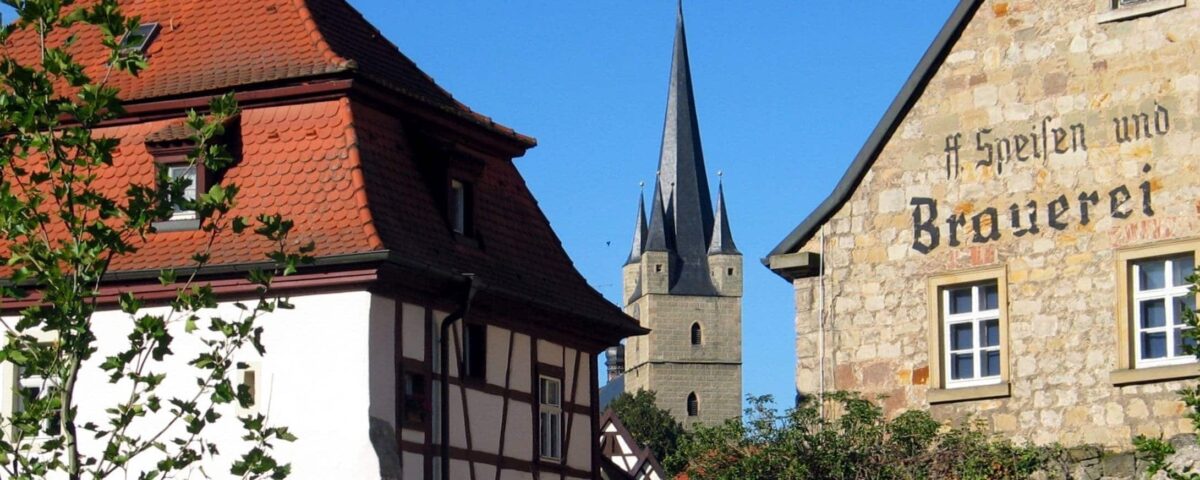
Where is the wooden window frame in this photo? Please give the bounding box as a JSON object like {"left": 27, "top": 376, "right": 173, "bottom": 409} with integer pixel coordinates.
{"left": 537, "top": 371, "right": 564, "bottom": 462}
{"left": 398, "top": 366, "right": 428, "bottom": 430}
{"left": 236, "top": 362, "right": 262, "bottom": 416}
{"left": 926, "top": 265, "right": 1011, "bottom": 404}
{"left": 151, "top": 151, "right": 207, "bottom": 231}
{"left": 1112, "top": 238, "right": 1200, "bottom": 386}
{"left": 461, "top": 322, "right": 486, "bottom": 383}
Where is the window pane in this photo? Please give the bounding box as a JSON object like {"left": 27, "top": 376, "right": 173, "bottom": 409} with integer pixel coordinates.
{"left": 1174, "top": 327, "right": 1196, "bottom": 357}
{"left": 552, "top": 414, "right": 560, "bottom": 456}
{"left": 1175, "top": 295, "right": 1196, "bottom": 326}
{"left": 949, "top": 323, "right": 973, "bottom": 351}
{"left": 1142, "top": 331, "right": 1168, "bottom": 359}
{"left": 951, "top": 353, "right": 974, "bottom": 380}
{"left": 980, "top": 284, "right": 999, "bottom": 311}
{"left": 1174, "top": 256, "right": 1195, "bottom": 287}
{"left": 983, "top": 350, "right": 1001, "bottom": 377}
{"left": 1141, "top": 299, "right": 1166, "bottom": 328}
{"left": 948, "top": 288, "right": 973, "bottom": 314}
{"left": 980, "top": 319, "right": 1000, "bottom": 347}
{"left": 1138, "top": 260, "right": 1167, "bottom": 290}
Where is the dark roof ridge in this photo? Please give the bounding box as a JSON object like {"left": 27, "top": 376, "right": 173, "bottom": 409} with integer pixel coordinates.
{"left": 764, "top": 0, "right": 981, "bottom": 266}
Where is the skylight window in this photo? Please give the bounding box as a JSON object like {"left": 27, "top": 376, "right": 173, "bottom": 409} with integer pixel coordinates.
{"left": 121, "top": 23, "right": 160, "bottom": 54}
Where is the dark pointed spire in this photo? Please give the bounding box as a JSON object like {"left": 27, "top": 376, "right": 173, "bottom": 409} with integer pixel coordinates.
{"left": 645, "top": 177, "right": 670, "bottom": 252}
{"left": 709, "top": 176, "right": 739, "bottom": 255}
{"left": 625, "top": 186, "right": 649, "bottom": 265}
{"left": 655, "top": 4, "right": 716, "bottom": 295}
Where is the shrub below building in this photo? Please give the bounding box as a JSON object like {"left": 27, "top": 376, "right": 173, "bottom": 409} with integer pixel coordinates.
{"left": 667, "top": 393, "right": 1070, "bottom": 479}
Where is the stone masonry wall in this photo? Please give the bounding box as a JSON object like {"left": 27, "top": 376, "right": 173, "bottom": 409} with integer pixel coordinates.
{"left": 792, "top": 0, "right": 1200, "bottom": 449}
{"left": 626, "top": 292, "right": 743, "bottom": 429}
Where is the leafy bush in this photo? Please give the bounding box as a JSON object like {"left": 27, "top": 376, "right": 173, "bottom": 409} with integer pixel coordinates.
{"left": 667, "top": 393, "right": 1066, "bottom": 480}
{"left": 608, "top": 390, "right": 686, "bottom": 471}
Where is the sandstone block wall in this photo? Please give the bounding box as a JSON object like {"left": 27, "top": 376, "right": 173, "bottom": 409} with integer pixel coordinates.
{"left": 625, "top": 292, "right": 743, "bottom": 429}
{"left": 791, "top": 0, "right": 1200, "bottom": 449}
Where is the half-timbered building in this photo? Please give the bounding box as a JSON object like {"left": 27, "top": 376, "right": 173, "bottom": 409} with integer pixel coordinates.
{"left": 0, "top": 1, "right": 645, "bottom": 479}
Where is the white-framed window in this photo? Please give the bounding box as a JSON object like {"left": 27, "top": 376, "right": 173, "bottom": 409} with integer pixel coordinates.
{"left": 538, "top": 375, "right": 562, "bottom": 460}
{"left": 1132, "top": 254, "right": 1196, "bottom": 368}
{"left": 167, "top": 164, "right": 198, "bottom": 221}
{"left": 16, "top": 367, "right": 61, "bottom": 437}
{"left": 942, "top": 282, "right": 1002, "bottom": 389}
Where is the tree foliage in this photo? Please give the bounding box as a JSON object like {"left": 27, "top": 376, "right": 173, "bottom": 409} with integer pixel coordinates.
{"left": 669, "top": 394, "right": 1066, "bottom": 480}
{"left": 608, "top": 389, "right": 686, "bottom": 473}
{"left": 0, "top": 1, "right": 310, "bottom": 478}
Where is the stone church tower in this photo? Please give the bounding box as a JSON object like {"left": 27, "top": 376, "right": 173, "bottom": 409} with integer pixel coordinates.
{"left": 620, "top": 5, "right": 742, "bottom": 429}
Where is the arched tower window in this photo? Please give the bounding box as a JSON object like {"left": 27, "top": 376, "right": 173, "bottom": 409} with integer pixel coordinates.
{"left": 690, "top": 323, "right": 702, "bottom": 346}
{"left": 687, "top": 392, "right": 698, "bottom": 417}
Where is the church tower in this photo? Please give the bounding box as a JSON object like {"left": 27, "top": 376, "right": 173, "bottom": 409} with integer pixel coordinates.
{"left": 621, "top": 5, "right": 742, "bottom": 429}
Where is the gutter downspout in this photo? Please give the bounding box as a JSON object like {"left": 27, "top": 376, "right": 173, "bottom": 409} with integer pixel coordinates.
{"left": 440, "top": 274, "right": 479, "bottom": 480}
{"left": 818, "top": 225, "right": 827, "bottom": 420}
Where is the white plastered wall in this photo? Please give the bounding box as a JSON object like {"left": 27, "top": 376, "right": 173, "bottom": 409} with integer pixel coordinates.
{"left": 3, "top": 290, "right": 385, "bottom": 480}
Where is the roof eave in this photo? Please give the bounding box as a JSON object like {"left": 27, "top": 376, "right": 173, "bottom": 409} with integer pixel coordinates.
{"left": 762, "top": 0, "right": 982, "bottom": 269}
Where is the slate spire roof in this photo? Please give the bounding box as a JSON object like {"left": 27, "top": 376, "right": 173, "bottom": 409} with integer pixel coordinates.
{"left": 709, "top": 180, "right": 739, "bottom": 255}
{"left": 625, "top": 187, "right": 649, "bottom": 265}
{"left": 642, "top": 3, "right": 721, "bottom": 296}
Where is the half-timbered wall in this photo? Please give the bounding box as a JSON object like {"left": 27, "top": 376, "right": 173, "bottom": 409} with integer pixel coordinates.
{"left": 394, "top": 299, "right": 597, "bottom": 480}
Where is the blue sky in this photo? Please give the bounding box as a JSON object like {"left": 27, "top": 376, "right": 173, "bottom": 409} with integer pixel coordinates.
{"left": 362, "top": 1, "right": 959, "bottom": 409}
{"left": 0, "top": 2, "right": 960, "bottom": 412}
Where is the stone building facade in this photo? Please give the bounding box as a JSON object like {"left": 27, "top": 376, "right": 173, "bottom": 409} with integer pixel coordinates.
{"left": 768, "top": 0, "right": 1200, "bottom": 449}
{"left": 618, "top": 7, "right": 743, "bottom": 429}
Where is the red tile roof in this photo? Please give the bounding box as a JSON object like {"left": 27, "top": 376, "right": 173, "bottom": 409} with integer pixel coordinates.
{"left": 0, "top": 0, "right": 638, "bottom": 335}
{"left": 94, "top": 98, "right": 379, "bottom": 272}
{"left": 2, "top": 0, "right": 532, "bottom": 145}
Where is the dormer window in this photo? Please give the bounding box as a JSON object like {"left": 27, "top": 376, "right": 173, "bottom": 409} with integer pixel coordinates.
{"left": 145, "top": 119, "right": 239, "bottom": 232}
{"left": 450, "top": 179, "right": 473, "bottom": 236}
{"left": 121, "top": 23, "right": 160, "bottom": 54}
{"left": 166, "top": 163, "right": 198, "bottom": 221}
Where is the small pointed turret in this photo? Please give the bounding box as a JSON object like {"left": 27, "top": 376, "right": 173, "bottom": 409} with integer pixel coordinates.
{"left": 708, "top": 178, "right": 739, "bottom": 255}
{"left": 625, "top": 188, "right": 649, "bottom": 265}
{"left": 645, "top": 178, "right": 671, "bottom": 252}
